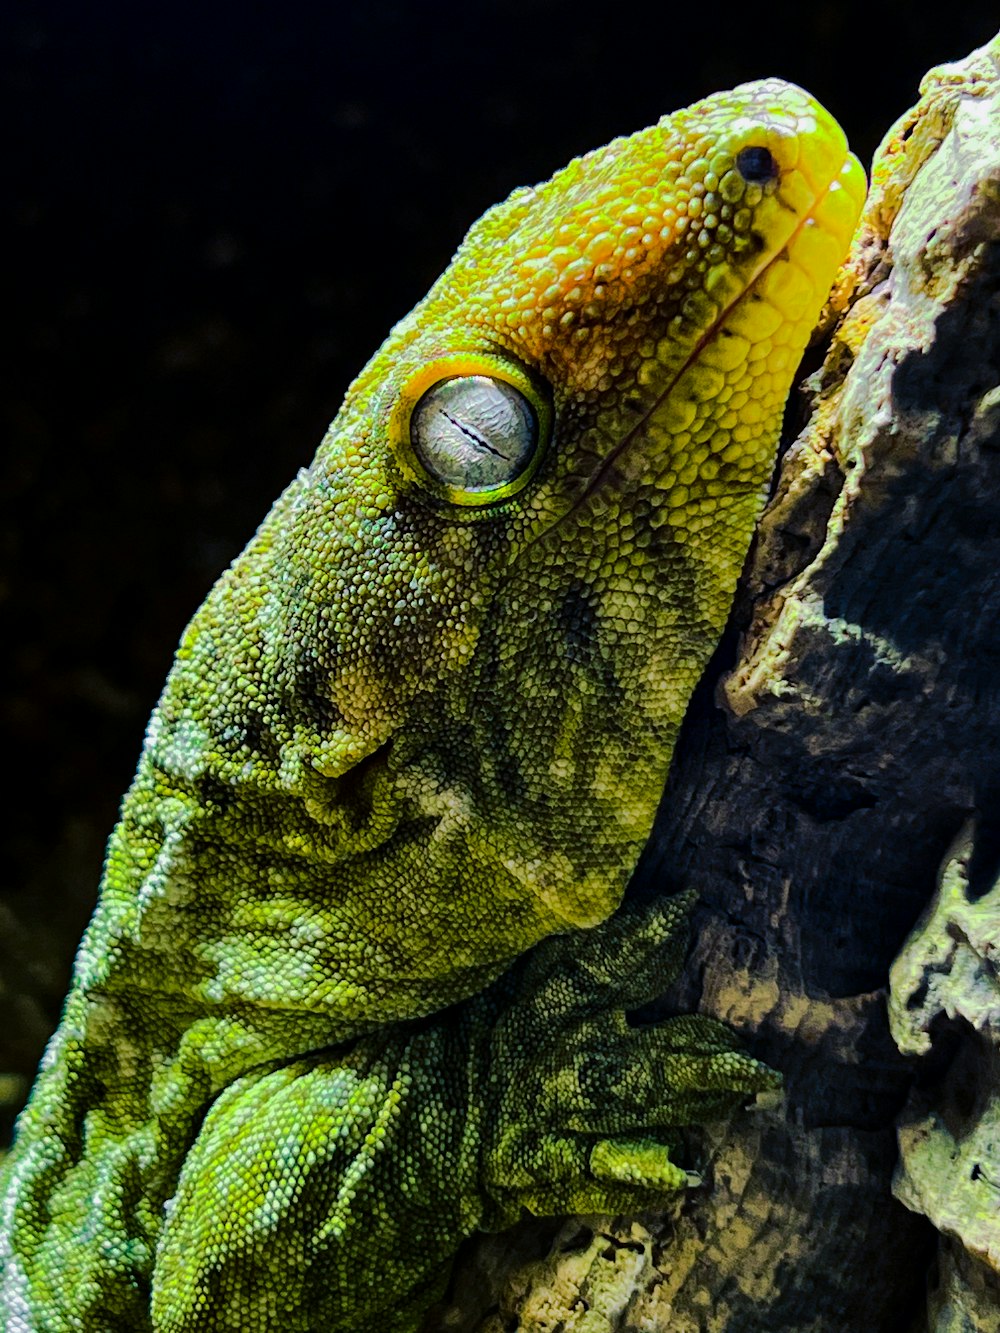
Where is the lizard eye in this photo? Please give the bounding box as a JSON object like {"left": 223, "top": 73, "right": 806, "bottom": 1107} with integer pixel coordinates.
{"left": 735, "top": 146, "right": 779, "bottom": 184}
{"left": 391, "top": 353, "right": 552, "bottom": 509}
{"left": 410, "top": 375, "right": 541, "bottom": 500}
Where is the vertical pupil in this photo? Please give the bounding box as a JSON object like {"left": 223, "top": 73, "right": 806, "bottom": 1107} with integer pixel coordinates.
{"left": 410, "top": 375, "right": 537, "bottom": 494}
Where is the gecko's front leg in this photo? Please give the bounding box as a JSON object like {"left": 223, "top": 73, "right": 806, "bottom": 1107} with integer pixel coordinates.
{"left": 151, "top": 893, "right": 773, "bottom": 1333}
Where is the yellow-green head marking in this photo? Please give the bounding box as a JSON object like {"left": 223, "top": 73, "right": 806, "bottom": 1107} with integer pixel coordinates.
{"left": 120, "top": 79, "right": 865, "bottom": 1027}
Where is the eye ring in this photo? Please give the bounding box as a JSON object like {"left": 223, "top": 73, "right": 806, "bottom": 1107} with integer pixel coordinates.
{"left": 411, "top": 375, "right": 537, "bottom": 494}
{"left": 735, "top": 145, "right": 779, "bottom": 184}
{"left": 391, "top": 353, "right": 552, "bottom": 508}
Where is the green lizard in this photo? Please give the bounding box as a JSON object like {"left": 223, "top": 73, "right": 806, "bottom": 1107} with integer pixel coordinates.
{"left": 0, "top": 78, "right": 863, "bottom": 1331}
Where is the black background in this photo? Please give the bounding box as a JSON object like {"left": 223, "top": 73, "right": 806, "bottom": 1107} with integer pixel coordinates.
{"left": 3, "top": 2, "right": 998, "bottom": 1111}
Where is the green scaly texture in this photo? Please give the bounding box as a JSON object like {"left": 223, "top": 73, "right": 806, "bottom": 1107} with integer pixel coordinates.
{"left": 0, "top": 78, "right": 864, "bottom": 1331}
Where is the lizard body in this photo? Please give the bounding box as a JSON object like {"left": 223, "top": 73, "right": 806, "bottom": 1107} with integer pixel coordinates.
{"left": 0, "top": 79, "right": 863, "bottom": 1331}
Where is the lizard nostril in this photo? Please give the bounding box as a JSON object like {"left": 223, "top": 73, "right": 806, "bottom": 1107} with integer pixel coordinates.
{"left": 735, "top": 145, "right": 779, "bottom": 184}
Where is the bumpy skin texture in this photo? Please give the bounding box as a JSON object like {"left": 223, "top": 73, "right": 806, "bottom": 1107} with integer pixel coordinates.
{"left": 0, "top": 81, "right": 863, "bottom": 1331}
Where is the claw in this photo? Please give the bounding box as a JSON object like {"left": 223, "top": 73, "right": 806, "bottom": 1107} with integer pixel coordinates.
{"left": 589, "top": 1137, "right": 690, "bottom": 1191}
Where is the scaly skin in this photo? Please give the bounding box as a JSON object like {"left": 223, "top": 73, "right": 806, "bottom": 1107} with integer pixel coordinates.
{"left": 0, "top": 80, "right": 864, "bottom": 1331}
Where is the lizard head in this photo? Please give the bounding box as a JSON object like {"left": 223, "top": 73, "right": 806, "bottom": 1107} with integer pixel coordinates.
{"left": 151, "top": 80, "right": 864, "bottom": 1014}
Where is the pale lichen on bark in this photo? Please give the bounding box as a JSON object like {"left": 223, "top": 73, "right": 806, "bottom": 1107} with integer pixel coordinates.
{"left": 890, "top": 826, "right": 1000, "bottom": 1328}
{"left": 435, "top": 29, "right": 1000, "bottom": 1333}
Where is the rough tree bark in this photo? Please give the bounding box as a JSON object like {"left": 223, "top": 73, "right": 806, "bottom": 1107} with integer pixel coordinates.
{"left": 431, "top": 32, "right": 1000, "bottom": 1333}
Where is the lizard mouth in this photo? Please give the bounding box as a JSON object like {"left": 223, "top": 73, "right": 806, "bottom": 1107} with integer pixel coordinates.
{"left": 536, "top": 147, "right": 867, "bottom": 534}
{"left": 624, "top": 155, "right": 860, "bottom": 491}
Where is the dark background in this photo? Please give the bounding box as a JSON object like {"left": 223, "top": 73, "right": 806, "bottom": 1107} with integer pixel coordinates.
{"left": 3, "top": 1, "right": 998, "bottom": 1130}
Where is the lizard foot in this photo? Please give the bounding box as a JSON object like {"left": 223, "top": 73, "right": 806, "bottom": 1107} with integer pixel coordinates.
{"left": 478, "top": 891, "right": 779, "bottom": 1218}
